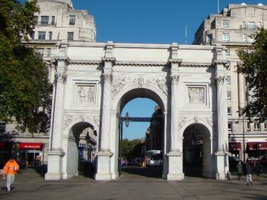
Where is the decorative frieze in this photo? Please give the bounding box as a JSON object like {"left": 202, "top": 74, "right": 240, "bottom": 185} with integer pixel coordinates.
{"left": 63, "top": 114, "right": 100, "bottom": 130}
{"left": 112, "top": 77, "right": 168, "bottom": 97}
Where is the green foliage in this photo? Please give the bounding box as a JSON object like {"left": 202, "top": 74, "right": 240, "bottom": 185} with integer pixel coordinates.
{"left": 121, "top": 139, "right": 144, "bottom": 160}
{"left": 237, "top": 28, "right": 267, "bottom": 121}
{"left": 0, "top": 0, "right": 52, "bottom": 133}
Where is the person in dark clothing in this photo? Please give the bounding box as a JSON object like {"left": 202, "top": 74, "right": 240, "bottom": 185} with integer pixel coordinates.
{"left": 236, "top": 161, "right": 243, "bottom": 181}
{"left": 254, "top": 161, "right": 262, "bottom": 180}
{"left": 245, "top": 162, "right": 253, "bottom": 185}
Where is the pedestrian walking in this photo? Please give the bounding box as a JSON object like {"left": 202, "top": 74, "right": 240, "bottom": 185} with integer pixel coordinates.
{"left": 245, "top": 162, "right": 253, "bottom": 185}
{"left": 236, "top": 161, "right": 243, "bottom": 181}
{"left": 254, "top": 161, "right": 262, "bottom": 180}
{"left": 2, "top": 156, "right": 20, "bottom": 192}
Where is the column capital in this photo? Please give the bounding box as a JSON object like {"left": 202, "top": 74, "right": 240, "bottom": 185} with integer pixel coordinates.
{"left": 215, "top": 76, "right": 226, "bottom": 85}
{"left": 102, "top": 74, "right": 113, "bottom": 84}
{"left": 170, "top": 75, "right": 180, "bottom": 85}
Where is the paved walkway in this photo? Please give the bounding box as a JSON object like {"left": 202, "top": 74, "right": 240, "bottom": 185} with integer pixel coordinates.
{"left": 0, "top": 167, "right": 267, "bottom": 200}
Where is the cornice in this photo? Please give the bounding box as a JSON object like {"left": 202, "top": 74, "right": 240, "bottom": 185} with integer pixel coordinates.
{"left": 69, "top": 60, "right": 102, "bottom": 65}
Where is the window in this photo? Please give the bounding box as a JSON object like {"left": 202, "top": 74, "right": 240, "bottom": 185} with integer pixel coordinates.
{"left": 225, "top": 49, "right": 230, "bottom": 56}
{"left": 67, "top": 32, "right": 74, "bottom": 40}
{"left": 247, "top": 122, "right": 251, "bottom": 131}
{"left": 37, "top": 48, "right": 45, "bottom": 56}
{"left": 207, "top": 34, "right": 213, "bottom": 43}
{"left": 34, "top": 16, "right": 38, "bottom": 24}
{"left": 49, "top": 31, "right": 52, "bottom": 40}
{"left": 227, "top": 107, "right": 232, "bottom": 115}
{"left": 227, "top": 91, "right": 231, "bottom": 100}
{"left": 264, "top": 122, "right": 267, "bottom": 131}
{"left": 222, "top": 33, "right": 229, "bottom": 42}
{"left": 241, "top": 21, "right": 246, "bottom": 29}
{"left": 38, "top": 31, "right": 46, "bottom": 40}
{"left": 226, "top": 76, "right": 231, "bottom": 85}
{"left": 228, "top": 123, "right": 232, "bottom": 131}
{"left": 0, "top": 122, "right": 6, "bottom": 133}
{"left": 222, "top": 20, "right": 229, "bottom": 28}
{"left": 47, "top": 48, "right": 51, "bottom": 57}
{"left": 40, "top": 16, "right": 49, "bottom": 25}
{"left": 257, "top": 22, "right": 262, "bottom": 28}
{"left": 248, "top": 22, "right": 255, "bottom": 29}
{"left": 51, "top": 16, "right": 56, "bottom": 25}
{"left": 69, "top": 15, "right": 76, "bottom": 25}
{"left": 243, "top": 34, "right": 247, "bottom": 42}
{"left": 254, "top": 122, "right": 260, "bottom": 131}
{"left": 31, "top": 31, "right": 35, "bottom": 39}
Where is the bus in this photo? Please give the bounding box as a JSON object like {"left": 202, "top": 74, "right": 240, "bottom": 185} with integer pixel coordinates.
{"left": 144, "top": 150, "right": 163, "bottom": 167}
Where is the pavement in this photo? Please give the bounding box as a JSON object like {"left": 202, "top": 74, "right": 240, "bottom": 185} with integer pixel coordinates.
{"left": 0, "top": 166, "right": 267, "bottom": 200}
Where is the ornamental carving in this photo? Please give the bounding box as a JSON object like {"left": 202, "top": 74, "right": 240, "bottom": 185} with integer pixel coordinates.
{"left": 56, "top": 69, "right": 67, "bottom": 84}
{"left": 171, "top": 75, "right": 180, "bottom": 85}
{"left": 63, "top": 115, "right": 100, "bottom": 130}
{"left": 178, "top": 116, "right": 187, "bottom": 129}
{"left": 216, "top": 76, "right": 226, "bottom": 84}
{"left": 112, "top": 78, "right": 127, "bottom": 97}
{"left": 112, "top": 77, "right": 168, "bottom": 98}
{"left": 137, "top": 77, "right": 145, "bottom": 87}
{"left": 156, "top": 79, "right": 168, "bottom": 96}
{"left": 103, "top": 74, "right": 113, "bottom": 84}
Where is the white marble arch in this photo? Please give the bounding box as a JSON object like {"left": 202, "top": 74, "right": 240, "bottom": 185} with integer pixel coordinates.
{"left": 109, "top": 84, "right": 168, "bottom": 179}
{"left": 45, "top": 41, "right": 230, "bottom": 181}
{"left": 180, "top": 118, "right": 214, "bottom": 179}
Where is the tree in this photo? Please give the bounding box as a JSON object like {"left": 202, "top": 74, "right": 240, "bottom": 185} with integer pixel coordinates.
{"left": 237, "top": 28, "right": 267, "bottom": 121}
{"left": 0, "top": 0, "right": 52, "bottom": 133}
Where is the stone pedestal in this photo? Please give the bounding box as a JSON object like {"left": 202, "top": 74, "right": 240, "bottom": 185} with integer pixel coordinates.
{"left": 45, "top": 150, "right": 65, "bottom": 180}
{"left": 95, "top": 150, "right": 113, "bottom": 180}
{"left": 215, "top": 151, "right": 227, "bottom": 180}
{"left": 167, "top": 150, "right": 184, "bottom": 180}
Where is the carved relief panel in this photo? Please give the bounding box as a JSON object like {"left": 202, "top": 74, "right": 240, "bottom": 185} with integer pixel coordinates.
{"left": 188, "top": 87, "right": 205, "bottom": 104}
{"left": 75, "top": 83, "right": 97, "bottom": 105}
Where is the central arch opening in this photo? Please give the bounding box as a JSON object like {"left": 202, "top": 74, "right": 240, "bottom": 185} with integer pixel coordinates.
{"left": 117, "top": 88, "right": 165, "bottom": 179}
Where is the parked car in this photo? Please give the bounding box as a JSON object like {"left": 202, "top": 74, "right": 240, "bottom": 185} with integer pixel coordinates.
{"left": 129, "top": 158, "right": 142, "bottom": 166}
{"left": 145, "top": 150, "right": 163, "bottom": 167}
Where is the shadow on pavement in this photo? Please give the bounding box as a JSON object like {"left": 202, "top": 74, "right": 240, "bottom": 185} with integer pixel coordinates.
{"left": 122, "top": 166, "right": 162, "bottom": 178}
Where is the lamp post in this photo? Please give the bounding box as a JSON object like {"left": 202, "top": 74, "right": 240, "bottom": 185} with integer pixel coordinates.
{"left": 119, "top": 112, "right": 130, "bottom": 175}
{"left": 237, "top": 111, "right": 246, "bottom": 162}
{"left": 85, "top": 131, "right": 91, "bottom": 161}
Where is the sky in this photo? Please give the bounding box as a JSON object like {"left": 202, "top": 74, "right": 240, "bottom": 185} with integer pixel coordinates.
{"left": 72, "top": 0, "right": 267, "bottom": 140}
{"left": 73, "top": 0, "right": 267, "bottom": 44}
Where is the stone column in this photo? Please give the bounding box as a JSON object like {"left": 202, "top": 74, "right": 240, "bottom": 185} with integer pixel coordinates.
{"left": 214, "top": 45, "right": 230, "bottom": 180}
{"left": 167, "top": 43, "right": 184, "bottom": 180}
{"left": 95, "top": 42, "right": 115, "bottom": 180}
{"left": 45, "top": 44, "right": 68, "bottom": 180}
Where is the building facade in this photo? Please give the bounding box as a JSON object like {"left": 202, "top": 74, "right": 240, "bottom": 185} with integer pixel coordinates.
{"left": 193, "top": 3, "right": 267, "bottom": 162}
{"left": 0, "top": 0, "right": 97, "bottom": 168}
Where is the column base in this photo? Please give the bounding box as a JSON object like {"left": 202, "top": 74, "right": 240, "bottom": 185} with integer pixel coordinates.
{"left": 215, "top": 150, "right": 228, "bottom": 180}
{"left": 45, "top": 149, "right": 65, "bottom": 180}
{"left": 95, "top": 150, "right": 113, "bottom": 181}
{"left": 167, "top": 150, "right": 184, "bottom": 181}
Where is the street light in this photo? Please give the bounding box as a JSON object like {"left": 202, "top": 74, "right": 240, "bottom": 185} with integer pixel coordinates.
{"left": 119, "top": 112, "right": 130, "bottom": 175}
{"left": 125, "top": 112, "right": 130, "bottom": 127}
{"left": 237, "top": 110, "right": 246, "bottom": 162}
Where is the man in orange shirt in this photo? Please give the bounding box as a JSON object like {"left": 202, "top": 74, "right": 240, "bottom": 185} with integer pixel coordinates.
{"left": 2, "top": 156, "right": 20, "bottom": 192}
